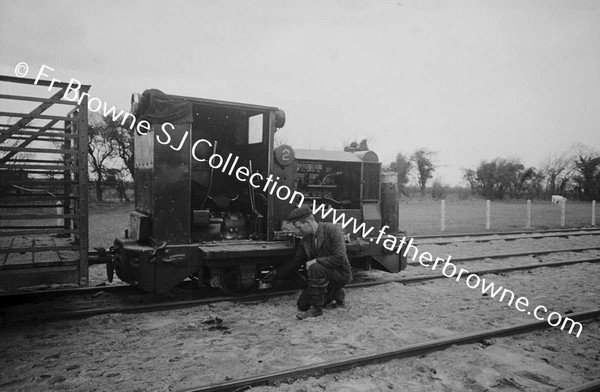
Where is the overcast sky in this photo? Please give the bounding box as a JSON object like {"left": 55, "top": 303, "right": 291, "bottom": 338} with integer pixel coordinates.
{"left": 1, "top": 0, "right": 599, "bottom": 185}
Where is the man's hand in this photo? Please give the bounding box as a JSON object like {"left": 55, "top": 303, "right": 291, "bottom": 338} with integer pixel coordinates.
{"left": 306, "top": 259, "right": 317, "bottom": 269}
{"left": 264, "top": 270, "right": 277, "bottom": 282}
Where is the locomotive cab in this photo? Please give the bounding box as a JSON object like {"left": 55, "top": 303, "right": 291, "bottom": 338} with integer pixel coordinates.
{"left": 129, "top": 90, "right": 288, "bottom": 245}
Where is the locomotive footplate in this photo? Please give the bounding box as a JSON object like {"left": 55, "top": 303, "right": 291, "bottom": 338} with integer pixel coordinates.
{"left": 113, "top": 236, "right": 406, "bottom": 294}
{"left": 198, "top": 240, "right": 296, "bottom": 266}
{"left": 198, "top": 236, "right": 405, "bottom": 272}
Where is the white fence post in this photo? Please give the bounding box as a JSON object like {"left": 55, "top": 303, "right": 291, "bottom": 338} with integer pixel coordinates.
{"left": 592, "top": 200, "right": 596, "bottom": 227}
{"left": 526, "top": 199, "right": 531, "bottom": 229}
{"left": 560, "top": 199, "right": 566, "bottom": 227}
{"left": 441, "top": 199, "right": 446, "bottom": 232}
{"left": 486, "top": 200, "right": 491, "bottom": 230}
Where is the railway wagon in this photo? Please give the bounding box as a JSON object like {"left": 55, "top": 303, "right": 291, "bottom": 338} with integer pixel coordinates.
{"left": 110, "top": 90, "right": 407, "bottom": 294}
{"left": 0, "top": 75, "right": 90, "bottom": 291}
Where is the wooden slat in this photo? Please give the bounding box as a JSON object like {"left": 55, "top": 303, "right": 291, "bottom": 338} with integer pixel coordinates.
{"left": 6, "top": 179, "right": 77, "bottom": 185}
{"left": 0, "top": 118, "right": 61, "bottom": 164}
{"left": 0, "top": 169, "right": 67, "bottom": 175}
{"left": 2, "top": 237, "right": 14, "bottom": 264}
{"left": 76, "top": 95, "right": 89, "bottom": 286}
{"left": 0, "top": 228, "right": 75, "bottom": 236}
{"left": 0, "top": 158, "right": 67, "bottom": 164}
{"left": 0, "top": 245, "right": 78, "bottom": 254}
{"left": 0, "top": 88, "right": 67, "bottom": 144}
{"left": 0, "top": 213, "right": 78, "bottom": 220}
{"left": 0, "top": 126, "right": 76, "bottom": 135}
{"left": 0, "top": 204, "right": 65, "bottom": 208}
{"left": 7, "top": 135, "right": 74, "bottom": 142}
{"left": 0, "top": 260, "right": 79, "bottom": 271}
{"left": 0, "top": 146, "right": 77, "bottom": 154}
{"left": 0, "top": 93, "right": 78, "bottom": 105}
{"left": 0, "top": 75, "right": 91, "bottom": 91}
{"left": 0, "top": 264, "right": 79, "bottom": 274}
{"left": 66, "top": 106, "right": 79, "bottom": 117}
{"left": 0, "top": 195, "right": 76, "bottom": 202}
{"left": 0, "top": 164, "right": 77, "bottom": 170}
{"left": 0, "top": 111, "right": 74, "bottom": 122}
{"left": 0, "top": 224, "right": 65, "bottom": 229}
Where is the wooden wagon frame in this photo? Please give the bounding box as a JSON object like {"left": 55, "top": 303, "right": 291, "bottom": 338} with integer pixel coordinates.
{"left": 0, "top": 75, "right": 90, "bottom": 290}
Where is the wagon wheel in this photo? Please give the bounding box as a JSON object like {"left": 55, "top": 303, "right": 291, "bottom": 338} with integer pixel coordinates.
{"left": 216, "top": 267, "right": 256, "bottom": 296}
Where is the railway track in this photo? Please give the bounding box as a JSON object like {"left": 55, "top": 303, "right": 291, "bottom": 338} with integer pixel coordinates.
{"left": 83, "top": 227, "right": 600, "bottom": 264}
{"left": 2, "top": 231, "right": 598, "bottom": 391}
{"left": 3, "top": 227, "right": 599, "bottom": 301}
{"left": 2, "top": 253, "right": 598, "bottom": 325}
{"left": 177, "top": 309, "right": 600, "bottom": 392}
{"left": 2, "top": 243, "right": 598, "bottom": 304}
{"left": 406, "top": 245, "right": 600, "bottom": 266}
{"left": 413, "top": 228, "right": 600, "bottom": 245}
{"left": 413, "top": 227, "right": 599, "bottom": 240}
{"left": 1, "top": 229, "right": 598, "bottom": 325}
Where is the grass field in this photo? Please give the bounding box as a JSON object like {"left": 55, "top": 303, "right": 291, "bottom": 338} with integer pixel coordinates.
{"left": 88, "top": 199, "right": 598, "bottom": 248}
{"left": 398, "top": 199, "right": 597, "bottom": 235}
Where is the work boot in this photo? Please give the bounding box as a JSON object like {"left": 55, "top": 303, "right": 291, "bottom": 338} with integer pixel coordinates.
{"left": 334, "top": 288, "right": 346, "bottom": 308}
{"left": 324, "top": 288, "right": 346, "bottom": 309}
{"left": 296, "top": 306, "right": 323, "bottom": 320}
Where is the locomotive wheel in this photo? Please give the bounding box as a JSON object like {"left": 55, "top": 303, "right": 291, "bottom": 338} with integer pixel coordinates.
{"left": 216, "top": 267, "right": 256, "bottom": 296}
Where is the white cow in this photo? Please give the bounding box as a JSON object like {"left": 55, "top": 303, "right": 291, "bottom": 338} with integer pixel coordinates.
{"left": 551, "top": 195, "right": 567, "bottom": 206}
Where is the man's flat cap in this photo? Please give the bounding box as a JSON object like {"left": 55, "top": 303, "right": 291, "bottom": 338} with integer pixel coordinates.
{"left": 288, "top": 206, "right": 312, "bottom": 222}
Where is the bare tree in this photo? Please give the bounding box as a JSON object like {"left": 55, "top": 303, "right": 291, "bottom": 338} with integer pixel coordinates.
{"left": 573, "top": 155, "right": 600, "bottom": 200}
{"left": 389, "top": 152, "right": 412, "bottom": 196}
{"left": 462, "top": 168, "right": 477, "bottom": 191}
{"left": 412, "top": 148, "right": 436, "bottom": 196}
{"left": 539, "top": 152, "right": 573, "bottom": 195}
{"left": 467, "top": 158, "right": 540, "bottom": 199}
{"left": 103, "top": 116, "right": 134, "bottom": 180}
{"left": 105, "top": 167, "right": 131, "bottom": 202}
{"left": 88, "top": 116, "right": 117, "bottom": 202}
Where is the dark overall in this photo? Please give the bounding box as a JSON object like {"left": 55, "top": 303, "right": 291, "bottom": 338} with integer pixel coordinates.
{"left": 278, "top": 222, "right": 352, "bottom": 310}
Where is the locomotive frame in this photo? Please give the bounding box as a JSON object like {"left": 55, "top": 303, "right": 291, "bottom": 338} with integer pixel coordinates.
{"left": 110, "top": 90, "right": 407, "bottom": 294}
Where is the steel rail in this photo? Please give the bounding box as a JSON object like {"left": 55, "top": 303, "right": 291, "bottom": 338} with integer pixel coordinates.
{"left": 414, "top": 229, "right": 600, "bottom": 245}
{"left": 2, "top": 257, "right": 598, "bottom": 326}
{"left": 561, "top": 379, "right": 600, "bottom": 392}
{"left": 0, "top": 284, "right": 135, "bottom": 303}
{"left": 413, "top": 227, "right": 599, "bottom": 240}
{"left": 80, "top": 228, "right": 600, "bottom": 266}
{"left": 4, "top": 246, "right": 597, "bottom": 302}
{"left": 176, "top": 309, "right": 600, "bottom": 392}
{"left": 406, "top": 246, "right": 600, "bottom": 266}
{"left": 381, "top": 257, "right": 600, "bottom": 286}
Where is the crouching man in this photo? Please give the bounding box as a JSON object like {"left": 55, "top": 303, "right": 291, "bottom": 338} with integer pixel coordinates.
{"left": 266, "top": 206, "right": 352, "bottom": 319}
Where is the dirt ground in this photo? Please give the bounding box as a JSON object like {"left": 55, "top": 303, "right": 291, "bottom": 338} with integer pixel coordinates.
{"left": 1, "top": 235, "right": 599, "bottom": 392}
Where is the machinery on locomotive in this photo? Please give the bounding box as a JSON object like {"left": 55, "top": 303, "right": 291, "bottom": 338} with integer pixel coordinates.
{"left": 110, "top": 90, "right": 407, "bottom": 294}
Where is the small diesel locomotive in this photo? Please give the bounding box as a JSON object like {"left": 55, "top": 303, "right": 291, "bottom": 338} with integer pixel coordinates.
{"left": 110, "top": 90, "right": 407, "bottom": 294}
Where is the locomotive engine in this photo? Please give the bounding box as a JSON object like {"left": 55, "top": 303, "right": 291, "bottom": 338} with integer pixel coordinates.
{"left": 110, "top": 90, "right": 407, "bottom": 294}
